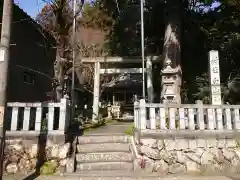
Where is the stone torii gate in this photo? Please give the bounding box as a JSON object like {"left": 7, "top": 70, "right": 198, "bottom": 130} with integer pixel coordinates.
{"left": 81, "top": 56, "right": 162, "bottom": 122}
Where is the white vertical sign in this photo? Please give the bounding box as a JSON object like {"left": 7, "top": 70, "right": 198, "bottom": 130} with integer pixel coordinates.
{"left": 0, "top": 49, "right": 5, "bottom": 62}
{"left": 209, "top": 50, "right": 221, "bottom": 105}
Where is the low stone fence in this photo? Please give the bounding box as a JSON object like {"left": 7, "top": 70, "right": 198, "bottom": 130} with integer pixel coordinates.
{"left": 134, "top": 100, "right": 240, "bottom": 131}
{"left": 6, "top": 98, "right": 70, "bottom": 135}
{"left": 134, "top": 137, "right": 240, "bottom": 175}
{"left": 133, "top": 100, "right": 240, "bottom": 174}
{"left": 3, "top": 98, "right": 72, "bottom": 175}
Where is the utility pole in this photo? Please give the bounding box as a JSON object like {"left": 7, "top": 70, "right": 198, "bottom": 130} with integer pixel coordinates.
{"left": 140, "top": 0, "right": 145, "bottom": 99}
{"left": 0, "top": 0, "right": 13, "bottom": 178}
{"left": 71, "top": 0, "right": 76, "bottom": 120}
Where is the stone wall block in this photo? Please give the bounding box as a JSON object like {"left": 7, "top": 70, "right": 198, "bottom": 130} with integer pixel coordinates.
{"left": 176, "top": 151, "right": 187, "bottom": 164}
{"left": 209, "top": 148, "right": 224, "bottom": 163}
{"left": 185, "top": 153, "right": 201, "bottom": 164}
{"left": 159, "top": 150, "right": 174, "bottom": 164}
{"left": 195, "top": 148, "right": 205, "bottom": 157}
{"left": 51, "top": 145, "right": 60, "bottom": 158}
{"left": 226, "top": 139, "right": 237, "bottom": 148}
{"left": 157, "top": 140, "right": 164, "bottom": 150}
{"left": 29, "top": 144, "right": 38, "bottom": 158}
{"left": 58, "top": 143, "right": 70, "bottom": 159}
{"left": 66, "top": 157, "right": 75, "bottom": 173}
{"left": 153, "top": 159, "right": 169, "bottom": 174}
{"left": 188, "top": 140, "right": 197, "bottom": 150}
{"left": 174, "top": 139, "right": 188, "bottom": 150}
{"left": 4, "top": 138, "right": 70, "bottom": 175}
{"left": 222, "top": 148, "right": 236, "bottom": 161}
{"left": 138, "top": 138, "right": 240, "bottom": 175}
{"left": 168, "top": 163, "right": 186, "bottom": 174}
{"left": 134, "top": 156, "right": 155, "bottom": 172}
{"left": 164, "top": 139, "right": 175, "bottom": 151}
{"left": 6, "top": 163, "right": 18, "bottom": 174}
{"left": 206, "top": 139, "right": 217, "bottom": 148}
{"left": 186, "top": 160, "right": 200, "bottom": 173}
{"left": 196, "top": 139, "right": 206, "bottom": 148}
{"left": 140, "top": 139, "right": 157, "bottom": 148}
{"left": 200, "top": 151, "right": 215, "bottom": 165}
{"left": 140, "top": 146, "right": 161, "bottom": 160}
{"left": 217, "top": 139, "right": 226, "bottom": 149}
{"left": 235, "top": 148, "right": 240, "bottom": 159}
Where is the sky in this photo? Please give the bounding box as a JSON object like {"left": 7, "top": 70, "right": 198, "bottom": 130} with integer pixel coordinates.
{"left": 14, "top": 0, "right": 46, "bottom": 18}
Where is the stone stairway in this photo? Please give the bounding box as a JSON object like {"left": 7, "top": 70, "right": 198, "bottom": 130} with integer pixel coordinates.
{"left": 75, "top": 134, "right": 134, "bottom": 172}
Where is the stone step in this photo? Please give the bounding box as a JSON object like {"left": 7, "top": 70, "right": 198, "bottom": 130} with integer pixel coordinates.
{"left": 76, "top": 152, "right": 133, "bottom": 163}
{"left": 77, "top": 143, "right": 130, "bottom": 153}
{"left": 78, "top": 135, "right": 129, "bottom": 144}
{"left": 76, "top": 161, "right": 133, "bottom": 171}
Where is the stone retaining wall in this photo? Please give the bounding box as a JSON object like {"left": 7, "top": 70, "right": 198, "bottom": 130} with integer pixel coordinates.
{"left": 135, "top": 138, "right": 240, "bottom": 175}
{"left": 4, "top": 136, "right": 70, "bottom": 175}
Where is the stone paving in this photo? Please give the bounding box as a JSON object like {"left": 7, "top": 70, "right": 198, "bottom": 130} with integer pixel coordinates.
{"left": 3, "top": 173, "right": 236, "bottom": 180}
{"left": 84, "top": 121, "right": 132, "bottom": 135}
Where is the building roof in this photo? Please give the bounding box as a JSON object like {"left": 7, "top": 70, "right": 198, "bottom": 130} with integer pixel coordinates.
{"left": 102, "top": 74, "right": 142, "bottom": 88}
{"left": 0, "top": 2, "right": 56, "bottom": 44}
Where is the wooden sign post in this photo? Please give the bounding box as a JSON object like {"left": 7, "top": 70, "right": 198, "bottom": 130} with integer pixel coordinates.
{"left": 208, "top": 50, "right": 222, "bottom": 105}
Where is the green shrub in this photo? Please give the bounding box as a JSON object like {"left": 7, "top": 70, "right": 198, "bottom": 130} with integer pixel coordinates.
{"left": 125, "top": 123, "right": 134, "bottom": 135}
{"left": 40, "top": 161, "right": 58, "bottom": 175}
{"left": 41, "top": 118, "right": 47, "bottom": 132}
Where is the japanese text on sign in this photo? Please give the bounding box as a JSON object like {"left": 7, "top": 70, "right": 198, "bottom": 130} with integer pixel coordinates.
{"left": 209, "top": 50, "right": 221, "bottom": 105}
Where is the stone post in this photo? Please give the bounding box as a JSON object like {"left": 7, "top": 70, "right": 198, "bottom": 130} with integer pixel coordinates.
{"left": 92, "top": 61, "right": 100, "bottom": 122}
{"left": 59, "top": 98, "right": 70, "bottom": 132}
{"left": 139, "top": 99, "right": 146, "bottom": 129}
{"left": 107, "top": 102, "right": 112, "bottom": 119}
{"left": 146, "top": 57, "right": 153, "bottom": 103}
{"left": 208, "top": 50, "right": 221, "bottom": 105}
{"left": 134, "top": 101, "right": 139, "bottom": 129}
{"left": 146, "top": 57, "right": 155, "bottom": 129}
{"left": 195, "top": 100, "right": 204, "bottom": 130}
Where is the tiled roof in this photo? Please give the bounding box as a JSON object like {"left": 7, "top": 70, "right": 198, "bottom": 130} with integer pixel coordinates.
{"left": 10, "top": 2, "right": 55, "bottom": 42}
{"left": 102, "top": 74, "right": 142, "bottom": 88}
{"left": 13, "top": 2, "right": 32, "bottom": 19}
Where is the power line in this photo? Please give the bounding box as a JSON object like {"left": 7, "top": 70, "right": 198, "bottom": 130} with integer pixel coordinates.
{"left": 16, "top": 64, "right": 52, "bottom": 80}
{"left": 0, "top": 17, "right": 36, "bottom": 24}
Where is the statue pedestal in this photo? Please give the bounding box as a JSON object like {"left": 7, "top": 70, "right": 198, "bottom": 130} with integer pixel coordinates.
{"left": 161, "top": 61, "right": 182, "bottom": 104}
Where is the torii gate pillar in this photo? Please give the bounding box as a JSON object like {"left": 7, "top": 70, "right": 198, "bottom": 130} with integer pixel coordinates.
{"left": 92, "top": 61, "right": 100, "bottom": 122}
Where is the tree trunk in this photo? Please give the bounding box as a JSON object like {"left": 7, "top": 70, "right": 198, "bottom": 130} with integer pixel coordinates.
{"left": 54, "top": 49, "right": 66, "bottom": 102}
{"left": 161, "top": 0, "right": 183, "bottom": 104}
{"left": 162, "top": 0, "right": 182, "bottom": 68}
